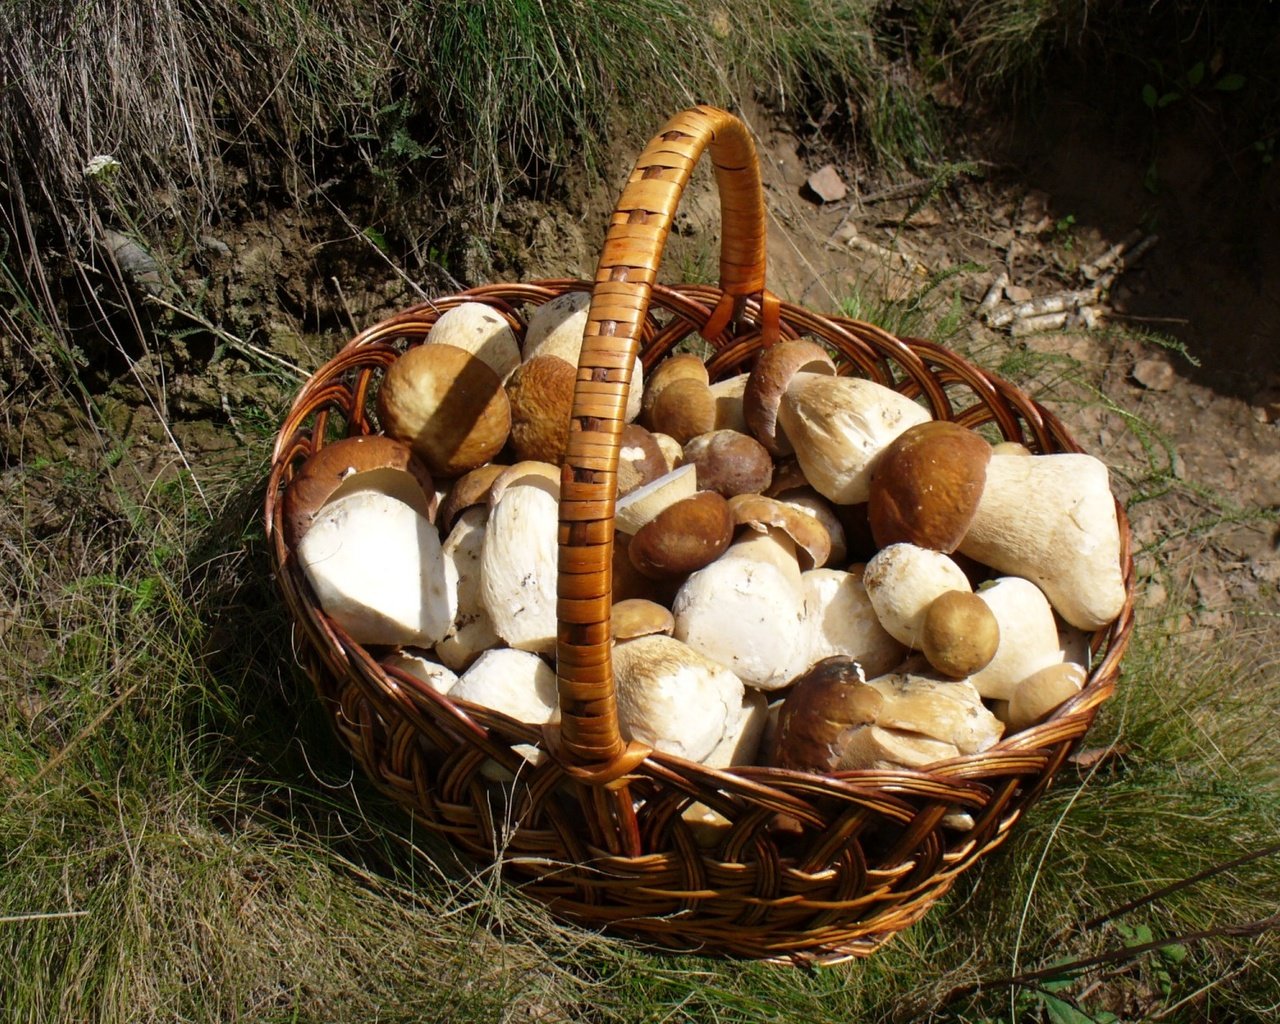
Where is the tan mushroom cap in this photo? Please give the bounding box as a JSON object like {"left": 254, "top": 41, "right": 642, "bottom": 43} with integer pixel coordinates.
{"left": 727, "top": 493, "right": 832, "bottom": 570}
{"left": 617, "top": 424, "right": 669, "bottom": 496}
{"left": 437, "top": 462, "right": 508, "bottom": 533}
{"left": 682, "top": 429, "right": 773, "bottom": 498}
{"left": 868, "top": 420, "right": 992, "bottom": 552}
{"left": 615, "top": 464, "right": 697, "bottom": 535}
{"left": 649, "top": 431, "right": 684, "bottom": 473}
{"left": 743, "top": 339, "right": 836, "bottom": 456}
{"left": 505, "top": 354, "right": 576, "bottom": 464}
{"left": 522, "top": 290, "right": 591, "bottom": 362}
{"left": 487, "top": 460, "right": 561, "bottom": 506}
{"left": 1008, "top": 662, "right": 1086, "bottom": 731}
{"left": 641, "top": 353, "right": 710, "bottom": 426}
{"left": 611, "top": 598, "right": 676, "bottom": 641}
{"left": 283, "top": 433, "right": 436, "bottom": 547}
{"left": 377, "top": 342, "right": 511, "bottom": 478}
{"left": 650, "top": 376, "right": 717, "bottom": 444}
{"left": 920, "top": 589, "right": 1000, "bottom": 678}
{"left": 629, "top": 490, "right": 734, "bottom": 579}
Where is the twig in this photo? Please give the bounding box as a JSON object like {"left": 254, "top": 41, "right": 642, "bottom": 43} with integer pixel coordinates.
{"left": 1010, "top": 311, "right": 1071, "bottom": 336}
{"left": 830, "top": 228, "right": 929, "bottom": 276}
{"left": 977, "top": 271, "right": 1008, "bottom": 317}
{"left": 0, "top": 910, "right": 89, "bottom": 924}
{"left": 990, "top": 286, "right": 1104, "bottom": 328}
{"left": 1082, "top": 229, "right": 1144, "bottom": 279}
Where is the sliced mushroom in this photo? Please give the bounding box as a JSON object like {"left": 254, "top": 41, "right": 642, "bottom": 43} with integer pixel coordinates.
{"left": 296, "top": 491, "right": 451, "bottom": 647}
{"left": 702, "top": 689, "right": 769, "bottom": 769}
{"left": 283, "top": 434, "right": 436, "bottom": 547}
{"left": 451, "top": 647, "right": 559, "bottom": 779}
{"left": 709, "top": 372, "right": 751, "bottom": 432}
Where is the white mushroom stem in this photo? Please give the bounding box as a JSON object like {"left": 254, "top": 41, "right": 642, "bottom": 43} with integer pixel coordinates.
{"left": 672, "top": 529, "right": 806, "bottom": 690}
{"left": 611, "top": 635, "right": 745, "bottom": 762}
{"left": 479, "top": 484, "right": 559, "bottom": 655}
{"left": 297, "top": 491, "right": 451, "bottom": 646}
{"left": 958, "top": 453, "right": 1126, "bottom": 630}
{"left": 777, "top": 373, "right": 933, "bottom": 504}
{"left": 709, "top": 372, "right": 751, "bottom": 432}
{"left": 614, "top": 464, "right": 697, "bottom": 534}
{"left": 436, "top": 506, "right": 501, "bottom": 671}
{"left": 702, "top": 689, "right": 769, "bottom": 769}
{"left": 452, "top": 648, "right": 558, "bottom": 779}
{"left": 862, "top": 543, "right": 973, "bottom": 649}
{"left": 800, "top": 568, "right": 906, "bottom": 680}
{"left": 967, "top": 578, "right": 1065, "bottom": 700}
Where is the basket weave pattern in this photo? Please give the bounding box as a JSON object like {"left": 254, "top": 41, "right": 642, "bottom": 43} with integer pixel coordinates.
{"left": 266, "top": 107, "right": 1134, "bottom": 964}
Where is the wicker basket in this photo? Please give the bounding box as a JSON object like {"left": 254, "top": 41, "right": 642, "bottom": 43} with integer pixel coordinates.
{"left": 265, "top": 106, "right": 1135, "bottom": 965}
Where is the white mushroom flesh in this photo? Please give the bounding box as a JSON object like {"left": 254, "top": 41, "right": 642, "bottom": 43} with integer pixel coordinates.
{"left": 864, "top": 669, "right": 1004, "bottom": 754}
{"left": 967, "top": 577, "right": 1065, "bottom": 701}
{"left": 702, "top": 689, "right": 769, "bottom": 769}
{"left": 862, "top": 543, "right": 973, "bottom": 649}
{"left": 800, "top": 568, "right": 907, "bottom": 680}
{"left": 436, "top": 506, "right": 501, "bottom": 671}
{"left": 479, "top": 485, "right": 559, "bottom": 655}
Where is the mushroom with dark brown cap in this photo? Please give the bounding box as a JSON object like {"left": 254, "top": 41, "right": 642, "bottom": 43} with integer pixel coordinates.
{"left": 283, "top": 434, "right": 436, "bottom": 547}
{"left": 377, "top": 342, "right": 511, "bottom": 478}
{"left": 616, "top": 424, "right": 669, "bottom": 496}
{"left": 774, "top": 656, "right": 885, "bottom": 772}
{"left": 650, "top": 376, "right": 717, "bottom": 444}
{"left": 437, "top": 463, "right": 508, "bottom": 533}
{"left": 681, "top": 429, "right": 773, "bottom": 498}
{"left": 629, "top": 491, "right": 734, "bottom": 579}
{"left": 743, "top": 339, "right": 836, "bottom": 456}
{"left": 867, "top": 420, "right": 992, "bottom": 552}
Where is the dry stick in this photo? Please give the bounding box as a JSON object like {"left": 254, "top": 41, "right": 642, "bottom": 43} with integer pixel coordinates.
{"left": 1082, "top": 228, "right": 1144, "bottom": 280}
{"left": 831, "top": 230, "right": 930, "bottom": 277}
{"left": 146, "top": 293, "right": 307, "bottom": 379}
{"left": 977, "top": 270, "right": 1008, "bottom": 317}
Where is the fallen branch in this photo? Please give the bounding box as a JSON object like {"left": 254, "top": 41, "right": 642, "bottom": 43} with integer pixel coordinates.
{"left": 1082, "top": 229, "right": 1143, "bottom": 279}
{"left": 977, "top": 271, "right": 1008, "bottom": 317}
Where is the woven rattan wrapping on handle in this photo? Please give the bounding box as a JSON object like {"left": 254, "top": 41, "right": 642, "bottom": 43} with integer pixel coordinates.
{"left": 555, "top": 106, "right": 775, "bottom": 769}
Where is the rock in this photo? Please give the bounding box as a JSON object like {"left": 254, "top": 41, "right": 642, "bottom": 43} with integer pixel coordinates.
{"left": 806, "top": 164, "right": 848, "bottom": 203}
{"left": 1132, "top": 358, "right": 1176, "bottom": 391}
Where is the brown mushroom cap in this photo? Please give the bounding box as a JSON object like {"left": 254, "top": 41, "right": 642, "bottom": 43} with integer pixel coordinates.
{"left": 283, "top": 434, "right": 436, "bottom": 547}
{"left": 649, "top": 431, "right": 684, "bottom": 473}
{"left": 487, "top": 460, "right": 561, "bottom": 506}
{"left": 629, "top": 491, "right": 734, "bottom": 579}
{"left": 617, "top": 424, "right": 669, "bottom": 496}
{"left": 681, "top": 429, "right": 773, "bottom": 498}
{"left": 611, "top": 598, "right": 676, "bottom": 641}
{"left": 376, "top": 343, "right": 511, "bottom": 478}
{"left": 505, "top": 354, "right": 576, "bottom": 464}
{"left": 437, "top": 462, "right": 507, "bottom": 533}
{"left": 775, "top": 656, "right": 885, "bottom": 772}
{"left": 743, "top": 339, "right": 836, "bottom": 456}
{"left": 727, "top": 493, "right": 832, "bottom": 570}
{"left": 641, "top": 353, "right": 710, "bottom": 426}
{"left": 920, "top": 590, "right": 1001, "bottom": 678}
{"left": 868, "top": 420, "right": 993, "bottom": 552}
{"left": 649, "top": 376, "right": 717, "bottom": 444}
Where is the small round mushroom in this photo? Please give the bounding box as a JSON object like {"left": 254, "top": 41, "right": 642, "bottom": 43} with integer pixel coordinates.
{"left": 867, "top": 420, "right": 992, "bottom": 552}
{"left": 377, "top": 343, "right": 511, "bottom": 478}
{"left": 505, "top": 354, "right": 576, "bottom": 464}
{"left": 611, "top": 634, "right": 745, "bottom": 762}
{"left": 650, "top": 376, "right": 717, "bottom": 444}
{"left": 920, "top": 590, "right": 1000, "bottom": 678}
{"left": 649, "top": 432, "right": 685, "bottom": 473}
{"left": 427, "top": 301, "right": 521, "bottom": 380}
{"left": 611, "top": 599, "right": 675, "bottom": 642}
{"left": 523, "top": 291, "right": 591, "bottom": 362}
{"left": 681, "top": 429, "right": 773, "bottom": 497}
{"left": 641, "top": 353, "right": 709, "bottom": 427}
{"left": 862, "top": 543, "right": 973, "bottom": 649}
{"left": 743, "top": 339, "right": 836, "bottom": 456}
{"left": 629, "top": 491, "right": 734, "bottom": 579}
{"left": 297, "top": 490, "right": 451, "bottom": 647}
{"left": 283, "top": 434, "right": 436, "bottom": 547}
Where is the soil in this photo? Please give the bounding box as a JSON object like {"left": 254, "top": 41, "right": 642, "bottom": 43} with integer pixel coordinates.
{"left": 3, "top": 96, "right": 1277, "bottom": 639}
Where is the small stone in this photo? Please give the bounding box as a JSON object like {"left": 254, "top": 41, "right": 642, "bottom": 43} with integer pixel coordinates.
{"left": 806, "top": 164, "right": 848, "bottom": 203}
{"left": 1004, "top": 284, "right": 1032, "bottom": 303}
{"left": 1132, "top": 357, "right": 1176, "bottom": 391}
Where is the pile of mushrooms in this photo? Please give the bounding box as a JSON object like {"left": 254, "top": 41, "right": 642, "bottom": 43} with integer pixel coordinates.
{"left": 285, "top": 302, "right": 1127, "bottom": 790}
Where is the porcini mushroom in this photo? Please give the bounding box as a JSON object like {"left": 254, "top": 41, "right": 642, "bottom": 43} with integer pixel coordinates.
{"left": 611, "top": 634, "right": 745, "bottom": 762}
{"left": 681, "top": 429, "right": 773, "bottom": 497}
{"left": 743, "top": 340, "right": 836, "bottom": 456}
{"left": 505, "top": 354, "right": 576, "bottom": 464}
{"left": 377, "top": 343, "right": 511, "bottom": 478}
{"left": 864, "top": 664, "right": 1004, "bottom": 754}
{"left": 774, "top": 656, "right": 884, "bottom": 772}
{"left": 862, "top": 543, "right": 973, "bottom": 648}
{"left": 966, "top": 577, "right": 1066, "bottom": 701}
{"left": 920, "top": 590, "right": 1000, "bottom": 678}
{"left": 628, "top": 490, "right": 734, "bottom": 579}
{"left": 479, "top": 477, "right": 559, "bottom": 655}
{"left": 435, "top": 505, "right": 501, "bottom": 671}
{"left": 427, "top": 302, "right": 521, "bottom": 380}
{"left": 777, "top": 374, "right": 933, "bottom": 504}
{"left": 957, "top": 452, "right": 1127, "bottom": 630}
{"left": 296, "top": 490, "right": 451, "bottom": 647}
{"left": 382, "top": 647, "right": 459, "bottom": 695}
{"left": 800, "top": 568, "right": 906, "bottom": 680}
{"left": 1007, "top": 662, "right": 1087, "bottom": 732}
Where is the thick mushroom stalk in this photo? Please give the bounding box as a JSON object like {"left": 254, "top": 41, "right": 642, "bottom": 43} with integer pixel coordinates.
{"left": 436, "top": 506, "right": 501, "bottom": 671}
{"left": 672, "top": 527, "right": 807, "bottom": 690}
{"left": 611, "top": 635, "right": 745, "bottom": 762}
{"left": 777, "top": 374, "right": 932, "bottom": 504}
{"left": 958, "top": 452, "right": 1126, "bottom": 630}
{"left": 479, "top": 481, "right": 559, "bottom": 655}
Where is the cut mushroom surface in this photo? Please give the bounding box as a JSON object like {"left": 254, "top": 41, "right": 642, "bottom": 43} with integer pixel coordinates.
{"left": 479, "top": 483, "right": 559, "bottom": 655}
{"left": 436, "top": 505, "right": 501, "bottom": 671}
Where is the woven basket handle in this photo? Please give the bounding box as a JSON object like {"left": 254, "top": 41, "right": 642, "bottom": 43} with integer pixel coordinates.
{"left": 554, "top": 105, "right": 770, "bottom": 774}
